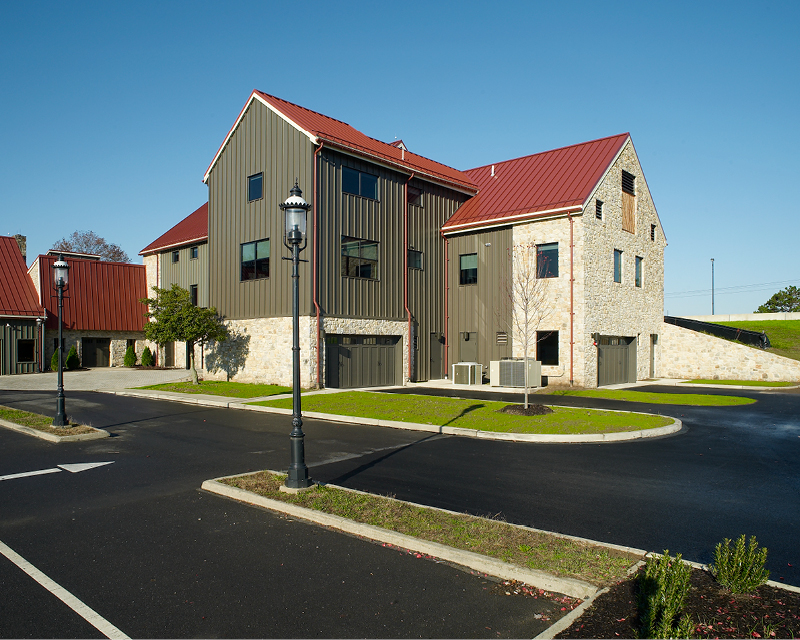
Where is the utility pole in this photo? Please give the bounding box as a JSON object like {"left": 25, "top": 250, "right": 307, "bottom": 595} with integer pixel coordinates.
{"left": 711, "top": 258, "right": 715, "bottom": 315}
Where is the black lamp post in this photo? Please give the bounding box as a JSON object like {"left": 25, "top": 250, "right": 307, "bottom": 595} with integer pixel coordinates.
{"left": 280, "top": 181, "right": 313, "bottom": 490}
{"left": 52, "top": 255, "right": 69, "bottom": 427}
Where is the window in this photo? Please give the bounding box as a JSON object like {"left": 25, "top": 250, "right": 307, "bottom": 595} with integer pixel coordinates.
{"left": 536, "top": 243, "right": 559, "bottom": 278}
{"left": 17, "top": 340, "right": 35, "bottom": 363}
{"left": 342, "top": 166, "right": 378, "bottom": 200}
{"left": 614, "top": 249, "right": 623, "bottom": 283}
{"left": 247, "top": 172, "right": 263, "bottom": 202}
{"left": 190, "top": 246, "right": 198, "bottom": 259}
{"left": 537, "top": 331, "right": 559, "bottom": 366}
{"left": 408, "top": 186, "right": 422, "bottom": 206}
{"left": 496, "top": 331, "right": 508, "bottom": 345}
{"left": 190, "top": 284, "right": 199, "bottom": 306}
{"left": 241, "top": 239, "right": 270, "bottom": 280}
{"left": 596, "top": 199, "right": 603, "bottom": 220}
{"left": 341, "top": 236, "right": 379, "bottom": 279}
{"left": 172, "top": 250, "right": 179, "bottom": 263}
{"left": 459, "top": 253, "right": 478, "bottom": 285}
{"left": 635, "top": 256, "right": 643, "bottom": 288}
{"left": 408, "top": 249, "right": 423, "bottom": 270}
{"left": 650, "top": 224, "right": 656, "bottom": 242}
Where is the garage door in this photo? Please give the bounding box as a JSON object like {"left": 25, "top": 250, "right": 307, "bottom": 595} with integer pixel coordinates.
{"left": 325, "top": 335, "right": 400, "bottom": 388}
{"left": 82, "top": 337, "right": 110, "bottom": 368}
{"left": 597, "top": 336, "right": 636, "bottom": 386}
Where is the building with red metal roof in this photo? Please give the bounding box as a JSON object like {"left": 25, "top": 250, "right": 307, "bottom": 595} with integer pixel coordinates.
{"left": 143, "top": 91, "right": 667, "bottom": 388}
{"left": 0, "top": 235, "right": 45, "bottom": 374}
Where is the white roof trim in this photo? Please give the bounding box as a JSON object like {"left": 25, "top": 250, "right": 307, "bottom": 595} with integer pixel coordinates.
{"left": 203, "top": 92, "right": 319, "bottom": 184}
{"left": 442, "top": 205, "right": 583, "bottom": 235}
{"left": 139, "top": 236, "right": 208, "bottom": 256}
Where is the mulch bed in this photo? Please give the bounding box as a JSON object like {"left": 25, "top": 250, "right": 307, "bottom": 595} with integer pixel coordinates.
{"left": 498, "top": 404, "right": 554, "bottom": 416}
{"left": 557, "top": 568, "right": 800, "bottom": 638}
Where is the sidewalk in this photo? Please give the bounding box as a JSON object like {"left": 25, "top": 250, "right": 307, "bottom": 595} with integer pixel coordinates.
{"left": 0, "top": 368, "right": 192, "bottom": 391}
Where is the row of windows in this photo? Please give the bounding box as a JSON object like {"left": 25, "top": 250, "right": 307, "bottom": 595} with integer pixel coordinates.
{"left": 171, "top": 245, "right": 200, "bottom": 263}
{"left": 246, "top": 168, "right": 425, "bottom": 205}
{"left": 613, "top": 250, "right": 644, "bottom": 287}
{"left": 459, "top": 243, "right": 558, "bottom": 286}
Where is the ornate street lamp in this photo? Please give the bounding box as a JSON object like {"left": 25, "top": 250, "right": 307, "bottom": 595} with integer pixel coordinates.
{"left": 280, "top": 181, "right": 313, "bottom": 490}
{"left": 52, "top": 255, "right": 69, "bottom": 426}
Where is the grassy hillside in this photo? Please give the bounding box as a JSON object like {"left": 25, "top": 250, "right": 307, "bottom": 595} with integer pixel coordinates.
{"left": 715, "top": 319, "right": 800, "bottom": 362}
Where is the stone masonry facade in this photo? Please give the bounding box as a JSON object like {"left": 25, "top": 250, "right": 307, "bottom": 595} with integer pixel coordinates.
{"left": 660, "top": 322, "right": 800, "bottom": 381}
{"left": 45, "top": 330, "right": 146, "bottom": 368}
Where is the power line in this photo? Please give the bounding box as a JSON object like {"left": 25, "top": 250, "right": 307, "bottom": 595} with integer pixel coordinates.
{"left": 665, "top": 278, "right": 799, "bottom": 299}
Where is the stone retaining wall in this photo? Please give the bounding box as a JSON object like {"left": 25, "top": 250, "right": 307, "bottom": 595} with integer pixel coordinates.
{"left": 660, "top": 321, "right": 800, "bottom": 381}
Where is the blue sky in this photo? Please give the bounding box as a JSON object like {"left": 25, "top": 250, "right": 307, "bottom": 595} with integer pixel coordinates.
{"left": 1, "top": 0, "right": 797, "bottom": 316}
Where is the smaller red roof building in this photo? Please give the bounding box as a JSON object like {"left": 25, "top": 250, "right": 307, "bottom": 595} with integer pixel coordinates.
{"left": 0, "top": 236, "right": 43, "bottom": 319}
{"left": 34, "top": 255, "right": 148, "bottom": 332}
{"left": 140, "top": 202, "right": 208, "bottom": 255}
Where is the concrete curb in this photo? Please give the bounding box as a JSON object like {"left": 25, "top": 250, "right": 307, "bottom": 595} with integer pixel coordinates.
{"left": 0, "top": 417, "right": 110, "bottom": 442}
{"left": 533, "top": 586, "right": 610, "bottom": 639}
{"left": 201, "top": 477, "right": 598, "bottom": 600}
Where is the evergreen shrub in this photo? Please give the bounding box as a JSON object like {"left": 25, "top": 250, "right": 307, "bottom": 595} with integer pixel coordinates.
{"left": 710, "top": 535, "right": 769, "bottom": 594}
{"left": 123, "top": 345, "right": 137, "bottom": 367}
{"left": 638, "top": 552, "right": 694, "bottom": 639}
{"left": 65, "top": 345, "right": 80, "bottom": 370}
{"left": 141, "top": 346, "right": 154, "bottom": 367}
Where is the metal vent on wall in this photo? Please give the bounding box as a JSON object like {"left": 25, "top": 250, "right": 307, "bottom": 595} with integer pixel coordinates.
{"left": 622, "top": 170, "right": 636, "bottom": 195}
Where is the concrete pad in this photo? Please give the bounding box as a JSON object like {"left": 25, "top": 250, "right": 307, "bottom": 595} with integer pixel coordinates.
{"left": 0, "top": 368, "right": 191, "bottom": 391}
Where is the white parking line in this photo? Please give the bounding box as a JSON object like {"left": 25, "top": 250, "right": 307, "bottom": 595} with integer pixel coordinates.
{"left": 0, "top": 539, "right": 129, "bottom": 639}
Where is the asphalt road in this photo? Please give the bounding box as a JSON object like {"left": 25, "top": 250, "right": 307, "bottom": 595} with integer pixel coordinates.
{"left": 0, "top": 390, "right": 568, "bottom": 639}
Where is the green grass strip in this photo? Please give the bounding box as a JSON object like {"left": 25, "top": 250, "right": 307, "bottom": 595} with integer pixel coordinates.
{"left": 138, "top": 380, "right": 292, "bottom": 398}
{"left": 714, "top": 319, "right": 800, "bottom": 362}
{"left": 0, "top": 405, "right": 94, "bottom": 435}
{"left": 222, "top": 471, "right": 641, "bottom": 585}
{"left": 542, "top": 389, "right": 755, "bottom": 406}
{"left": 681, "top": 379, "right": 795, "bottom": 387}
{"left": 251, "top": 391, "right": 673, "bottom": 434}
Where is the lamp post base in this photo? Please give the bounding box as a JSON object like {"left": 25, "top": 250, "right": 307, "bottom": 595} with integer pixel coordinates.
{"left": 279, "top": 482, "right": 315, "bottom": 494}
{"left": 53, "top": 396, "right": 67, "bottom": 427}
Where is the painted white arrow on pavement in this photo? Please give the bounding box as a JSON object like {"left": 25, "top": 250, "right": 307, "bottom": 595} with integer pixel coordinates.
{"left": 0, "top": 462, "right": 114, "bottom": 482}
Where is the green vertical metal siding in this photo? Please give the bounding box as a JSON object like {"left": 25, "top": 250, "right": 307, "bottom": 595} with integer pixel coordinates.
{"left": 207, "top": 99, "right": 315, "bottom": 320}
{"left": 160, "top": 242, "right": 209, "bottom": 307}
{"left": 0, "top": 320, "right": 40, "bottom": 374}
{"left": 447, "top": 227, "right": 513, "bottom": 372}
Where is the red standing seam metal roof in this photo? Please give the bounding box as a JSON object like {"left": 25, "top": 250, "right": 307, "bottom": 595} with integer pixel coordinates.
{"left": 140, "top": 202, "right": 208, "bottom": 255}
{"left": 203, "top": 91, "right": 477, "bottom": 193}
{"left": 442, "top": 133, "right": 630, "bottom": 234}
{"left": 37, "top": 255, "right": 148, "bottom": 332}
{"left": 0, "top": 236, "right": 43, "bottom": 317}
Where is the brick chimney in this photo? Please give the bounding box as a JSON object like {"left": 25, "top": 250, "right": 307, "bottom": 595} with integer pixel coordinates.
{"left": 13, "top": 234, "right": 26, "bottom": 264}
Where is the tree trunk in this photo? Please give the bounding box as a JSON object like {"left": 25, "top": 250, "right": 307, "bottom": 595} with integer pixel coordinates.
{"left": 189, "top": 341, "right": 199, "bottom": 385}
{"left": 523, "top": 354, "right": 529, "bottom": 409}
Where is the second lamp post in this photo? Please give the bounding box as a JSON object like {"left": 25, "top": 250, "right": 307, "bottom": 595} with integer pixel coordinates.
{"left": 280, "top": 181, "right": 313, "bottom": 490}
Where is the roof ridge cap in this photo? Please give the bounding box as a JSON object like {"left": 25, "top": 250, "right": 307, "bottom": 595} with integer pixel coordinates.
{"left": 255, "top": 90, "right": 352, "bottom": 129}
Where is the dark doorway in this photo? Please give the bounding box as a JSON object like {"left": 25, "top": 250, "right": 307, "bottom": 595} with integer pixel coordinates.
{"left": 82, "top": 337, "right": 110, "bottom": 368}
{"left": 597, "top": 336, "right": 637, "bottom": 386}
{"left": 459, "top": 331, "right": 477, "bottom": 363}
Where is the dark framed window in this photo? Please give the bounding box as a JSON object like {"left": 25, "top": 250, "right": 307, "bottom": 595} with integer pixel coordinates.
{"left": 190, "top": 284, "right": 199, "bottom": 306}
{"left": 459, "top": 253, "right": 478, "bottom": 285}
{"left": 596, "top": 199, "right": 603, "bottom": 220}
{"left": 408, "top": 186, "right": 422, "bottom": 206}
{"left": 635, "top": 256, "right": 643, "bottom": 288}
{"left": 247, "top": 172, "right": 263, "bottom": 202}
{"left": 190, "top": 246, "right": 198, "bottom": 259}
{"left": 614, "top": 249, "right": 623, "bottom": 283}
{"left": 241, "top": 238, "right": 270, "bottom": 281}
{"left": 408, "top": 249, "right": 423, "bottom": 270}
{"left": 537, "top": 331, "right": 559, "bottom": 366}
{"left": 17, "top": 340, "right": 35, "bottom": 363}
{"left": 622, "top": 170, "right": 636, "bottom": 195}
{"left": 536, "top": 243, "right": 559, "bottom": 278}
{"left": 172, "top": 250, "right": 179, "bottom": 263}
{"left": 341, "top": 236, "right": 379, "bottom": 279}
{"left": 342, "top": 166, "right": 378, "bottom": 200}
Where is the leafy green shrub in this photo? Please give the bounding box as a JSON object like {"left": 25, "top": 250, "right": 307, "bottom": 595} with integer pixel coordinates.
{"left": 638, "top": 552, "right": 694, "bottom": 639}
{"left": 710, "top": 535, "right": 769, "bottom": 593}
{"left": 141, "top": 346, "right": 154, "bottom": 367}
{"left": 50, "top": 348, "right": 60, "bottom": 372}
{"left": 65, "top": 345, "right": 80, "bottom": 370}
{"left": 123, "top": 345, "right": 137, "bottom": 367}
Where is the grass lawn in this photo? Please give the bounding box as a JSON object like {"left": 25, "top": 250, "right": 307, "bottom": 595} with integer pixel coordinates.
{"left": 0, "top": 405, "right": 94, "bottom": 435}
{"left": 222, "top": 470, "right": 641, "bottom": 585}
{"left": 540, "top": 389, "right": 756, "bottom": 406}
{"left": 714, "top": 319, "right": 800, "bottom": 362}
{"left": 251, "top": 391, "right": 673, "bottom": 434}
{"left": 138, "top": 380, "right": 292, "bottom": 398}
{"left": 681, "top": 379, "right": 795, "bottom": 387}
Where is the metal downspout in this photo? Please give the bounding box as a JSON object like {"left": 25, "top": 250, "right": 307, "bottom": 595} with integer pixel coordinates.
{"left": 313, "top": 142, "right": 324, "bottom": 388}
{"left": 404, "top": 173, "right": 415, "bottom": 382}
{"left": 568, "top": 213, "right": 574, "bottom": 386}
{"left": 440, "top": 229, "right": 449, "bottom": 377}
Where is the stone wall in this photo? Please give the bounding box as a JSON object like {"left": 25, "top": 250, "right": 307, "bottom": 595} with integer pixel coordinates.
{"left": 323, "top": 317, "right": 409, "bottom": 385}
{"left": 45, "top": 329, "right": 145, "bottom": 368}
{"left": 582, "top": 139, "right": 666, "bottom": 386}
{"left": 660, "top": 321, "right": 800, "bottom": 381}
{"left": 27, "top": 259, "right": 41, "bottom": 300}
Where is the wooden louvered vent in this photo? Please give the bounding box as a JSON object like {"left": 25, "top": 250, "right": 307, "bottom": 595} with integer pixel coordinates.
{"left": 621, "top": 170, "right": 636, "bottom": 233}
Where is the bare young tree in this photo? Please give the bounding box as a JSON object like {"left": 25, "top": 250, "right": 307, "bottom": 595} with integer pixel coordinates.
{"left": 496, "top": 244, "right": 553, "bottom": 408}
{"left": 52, "top": 230, "right": 130, "bottom": 262}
